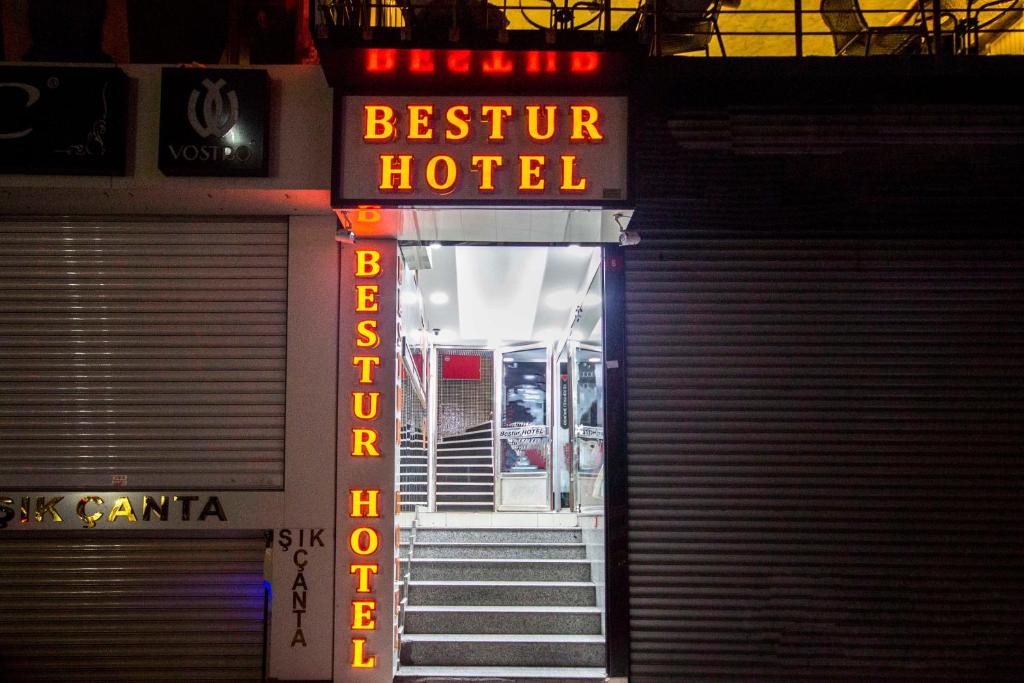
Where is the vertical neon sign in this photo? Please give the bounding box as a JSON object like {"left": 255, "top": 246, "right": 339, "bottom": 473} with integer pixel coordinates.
{"left": 336, "top": 241, "right": 397, "bottom": 682}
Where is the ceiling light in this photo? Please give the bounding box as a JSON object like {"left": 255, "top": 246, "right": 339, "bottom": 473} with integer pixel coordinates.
{"left": 429, "top": 291, "right": 450, "bottom": 305}
{"left": 429, "top": 241, "right": 442, "bottom": 249}
{"left": 399, "top": 290, "right": 421, "bottom": 305}
{"left": 588, "top": 356, "right": 602, "bottom": 363}
{"left": 544, "top": 289, "right": 577, "bottom": 310}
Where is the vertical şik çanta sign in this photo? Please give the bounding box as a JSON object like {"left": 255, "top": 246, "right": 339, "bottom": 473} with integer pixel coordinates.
{"left": 335, "top": 242, "right": 398, "bottom": 681}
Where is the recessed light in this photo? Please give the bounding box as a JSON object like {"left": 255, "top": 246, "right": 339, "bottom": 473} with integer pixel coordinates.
{"left": 429, "top": 241, "right": 442, "bottom": 249}
{"left": 429, "top": 291, "right": 449, "bottom": 305}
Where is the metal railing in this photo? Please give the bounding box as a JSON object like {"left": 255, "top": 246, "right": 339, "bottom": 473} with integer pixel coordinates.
{"left": 312, "top": 0, "right": 1024, "bottom": 56}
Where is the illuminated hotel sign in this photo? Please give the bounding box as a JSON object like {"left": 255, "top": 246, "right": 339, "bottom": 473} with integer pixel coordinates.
{"left": 334, "top": 242, "right": 398, "bottom": 682}
{"left": 336, "top": 95, "right": 628, "bottom": 205}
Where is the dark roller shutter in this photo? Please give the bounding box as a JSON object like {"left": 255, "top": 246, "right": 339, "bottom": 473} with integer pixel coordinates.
{"left": 0, "top": 532, "right": 268, "bottom": 681}
{"left": 0, "top": 219, "right": 287, "bottom": 490}
{"left": 625, "top": 236, "right": 1024, "bottom": 680}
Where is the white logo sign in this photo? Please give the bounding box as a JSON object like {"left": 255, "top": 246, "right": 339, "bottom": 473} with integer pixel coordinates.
{"left": 187, "top": 78, "right": 239, "bottom": 139}
{"left": 0, "top": 82, "right": 41, "bottom": 139}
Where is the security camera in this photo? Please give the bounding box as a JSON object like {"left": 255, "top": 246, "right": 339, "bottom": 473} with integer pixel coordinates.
{"left": 335, "top": 228, "right": 356, "bottom": 244}
{"left": 618, "top": 229, "right": 641, "bottom": 247}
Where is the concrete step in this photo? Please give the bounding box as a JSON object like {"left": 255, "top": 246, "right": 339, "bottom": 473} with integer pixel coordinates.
{"left": 435, "top": 481, "right": 493, "bottom": 491}
{"left": 410, "top": 558, "right": 591, "bottom": 582}
{"left": 436, "top": 448, "right": 490, "bottom": 455}
{"left": 414, "top": 527, "right": 582, "bottom": 544}
{"left": 435, "top": 495, "right": 494, "bottom": 505}
{"left": 400, "top": 633, "right": 605, "bottom": 667}
{"left": 436, "top": 503, "right": 494, "bottom": 511}
{"left": 394, "top": 665, "right": 606, "bottom": 681}
{"left": 413, "top": 542, "right": 586, "bottom": 559}
{"left": 404, "top": 605, "right": 602, "bottom": 635}
{"left": 407, "top": 581, "right": 596, "bottom": 606}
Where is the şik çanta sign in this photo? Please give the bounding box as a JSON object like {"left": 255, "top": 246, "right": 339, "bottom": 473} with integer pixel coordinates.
{"left": 337, "top": 95, "right": 628, "bottom": 205}
{"left": 159, "top": 67, "right": 270, "bottom": 177}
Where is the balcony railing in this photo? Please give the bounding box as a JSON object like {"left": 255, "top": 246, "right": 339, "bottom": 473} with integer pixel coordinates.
{"left": 312, "top": 0, "right": 1024, "bottom": 56}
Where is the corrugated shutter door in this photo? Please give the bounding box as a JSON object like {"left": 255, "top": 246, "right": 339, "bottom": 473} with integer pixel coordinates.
{"left": 625, "top": 236, "right": 1024, "bottom": 680}
{"left": 0, "top": 220, "right": 287, "bottom": 490}
{"left": 0, "top": 532, "right": 267, "bottom": 681}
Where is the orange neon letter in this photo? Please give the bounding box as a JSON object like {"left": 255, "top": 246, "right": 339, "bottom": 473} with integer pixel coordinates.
{"left": 355, "top": 284, "right": 379, "bottom": 312}
{"left": 481, "top": 105, "right": 514, "bottom": 141}
{"left": 425, "top": 155, "right": 457, "bottom": 193}
{"left": 471, "top": 155, "right": 503, "bottom": 191}
{"left": 570, "top": 105, "right": 603, "bottom": 141}
{"left": 481, "top": 51, "right": 514, "bottom": 74}
{"left": 409, "top": 49, "right": 435, "bottom": 73}
{"left": 365, "top": 49, "right": 396, "bottom": 73}
{"left": 350, "top": 489, "right": 381, "bottom": 517}
{"left": 407, "top": 105, "right": 434, "bottom": 140}
{"left": 355, "top": 320, "right": 380, "bottom": 348}
{"left": 352, "top": 428, "right": 381, "bottom": 457}
{"left": 560, "top": 155, "right": 587, "bottom": 192}
{"left": 355, "top": 250, "right": 382, "bottom": 277}
{"left": 350, "top": 563, "right": 380, "bottom": 593}
{"left": 447, "top": 50, "right": 471, "bottom": 73}
{"left": 350, "top": 526, "right": 381, "bottom": 555}
{"left": 570, "top": 52, "right": 600, "bottom": 73}
{"left": 445, "top": 105, "right": 471, "bottom": 141}
{"left": 379, "top": 154, "right": 413, "bottom": 191}
{"left": 352, "top": 600, "right": 377, "bottom": 630}
{"left": 352, "top": 356, "right": 381, "bottom": 383}
{"left": 526, "top": 51, "right": 558, "bottom": 73}
{"left": 352, "top": 392, "right": 381, "bottom": 420}
{"left": 364, "top": 106, "right": 396, "bottom": 141}
{"left": 526, "top": 105, "right": 557, "bottom": 142}
{"left": 518, "top": 155, "right": 546, "bottom": 191}
{"left": 352, "top": 638, "right": 377, "bottom": 668}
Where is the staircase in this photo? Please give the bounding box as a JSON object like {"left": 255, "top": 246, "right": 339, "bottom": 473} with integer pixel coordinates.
{"left": 397, "top": 525, "right": 605, "bottom": 681}
{"left": 435, "top": 422, "right": 495, "bottom": 512}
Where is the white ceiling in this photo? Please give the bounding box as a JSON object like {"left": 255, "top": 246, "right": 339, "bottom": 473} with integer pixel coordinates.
{"left": 405, "top": 245, "right": 599, "bottom": 346}
{"left": 352, "top": 207, "right": 632, "bottom": 242}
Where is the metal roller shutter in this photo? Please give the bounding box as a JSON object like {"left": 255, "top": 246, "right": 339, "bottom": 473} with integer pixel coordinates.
{"left": 625, "top": 236, "right": 1024, "bottom": 680}
{"left": 0, "top": 219, "right": 287, "bottom": 490}
{"left": 0, "top": 531, "right": 268, "bottom": 681}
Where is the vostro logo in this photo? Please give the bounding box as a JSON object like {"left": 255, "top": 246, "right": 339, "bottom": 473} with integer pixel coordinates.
{"left": 187, "top": 78, "right": 239, "bottom": 139}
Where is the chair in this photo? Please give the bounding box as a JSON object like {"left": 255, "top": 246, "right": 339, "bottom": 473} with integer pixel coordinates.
{"left": 656, "top": 0, "right": 726, "bottom": 56}
{"left": 820, "top": 0, "right": 928, "bottom": 55}
{"left": 620, "top": 0, "right": 725, "bottom": 56}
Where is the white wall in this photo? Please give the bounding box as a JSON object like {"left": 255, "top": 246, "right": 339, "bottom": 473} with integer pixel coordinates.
{"left": 0, "top": 64, "right": 333, "bottom": 216}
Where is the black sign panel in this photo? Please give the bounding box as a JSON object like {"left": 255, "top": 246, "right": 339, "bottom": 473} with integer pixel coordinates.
{"left": 0, "top": 66, "right": 128, "bottom": 175}
{"left": 159, "top": 68, "right": 270, "bottom": 177}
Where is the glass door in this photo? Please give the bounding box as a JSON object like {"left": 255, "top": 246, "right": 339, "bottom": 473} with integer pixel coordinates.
{"left": 570, "top": 341, "right": 604, "bottom": 513}
{"left": 494, "top": 344, "right": 552, "bottom": 511}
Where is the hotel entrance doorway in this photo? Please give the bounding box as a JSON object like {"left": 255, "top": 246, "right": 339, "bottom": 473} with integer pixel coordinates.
{"left": 398, "top": 244, "right": 606, "bottom": 515}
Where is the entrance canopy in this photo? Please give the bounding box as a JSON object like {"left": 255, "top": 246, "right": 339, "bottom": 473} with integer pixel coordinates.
{"left": 337, "top": 206, "right": 632, "bottom": 243}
